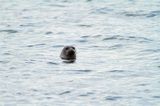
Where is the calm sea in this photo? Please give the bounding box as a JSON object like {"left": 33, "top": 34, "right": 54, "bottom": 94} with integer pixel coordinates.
{"left": 0, "top": 0, "right": 160, "bottom": 106}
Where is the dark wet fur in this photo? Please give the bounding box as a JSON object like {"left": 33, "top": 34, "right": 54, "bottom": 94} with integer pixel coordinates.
{"left": 60, "top": 46, "right": 76, "bottom": 62}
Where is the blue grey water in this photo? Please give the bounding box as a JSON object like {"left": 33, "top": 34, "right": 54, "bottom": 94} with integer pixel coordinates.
{"left": 0, "top": 0, "right": 160, "bottom": 106}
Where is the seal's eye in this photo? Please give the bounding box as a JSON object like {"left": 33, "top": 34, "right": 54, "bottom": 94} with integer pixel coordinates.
{"left": 65, "top": 47, "right": 69, "bottom": 50}
{"left": 72, "top": 47, "right": 75, "bottom": 49}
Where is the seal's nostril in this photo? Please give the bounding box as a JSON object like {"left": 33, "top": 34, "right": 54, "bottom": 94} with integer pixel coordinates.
{"left": 68, "top": 50, "right": 75, "bottom": 56}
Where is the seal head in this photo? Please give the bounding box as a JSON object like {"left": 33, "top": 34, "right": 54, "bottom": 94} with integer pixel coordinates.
{"left": 60, "top": 46, "right": 76, "bottom": 62}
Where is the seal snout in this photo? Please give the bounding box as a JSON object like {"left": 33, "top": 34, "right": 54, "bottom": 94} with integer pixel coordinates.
{"left": 67, "top": 49, "right": 75, "bottom": 56}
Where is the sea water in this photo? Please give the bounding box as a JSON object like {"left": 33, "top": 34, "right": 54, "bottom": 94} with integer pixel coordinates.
{"left": 0, "top": 0, "right": 160, "bottom": 106}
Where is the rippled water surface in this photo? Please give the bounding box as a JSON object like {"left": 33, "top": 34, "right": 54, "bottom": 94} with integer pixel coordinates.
{"left": 0, "top": 0, "right": 160, "bottom": 106}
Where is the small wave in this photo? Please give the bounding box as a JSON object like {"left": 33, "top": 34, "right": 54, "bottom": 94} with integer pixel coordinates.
{"left": 25, "top": 61, "right": 34, "bottom": 64}
{"left": 3, "top": 53, "right": 11, "bottom": 55}
{"left": 109, "top": 70, "right": 125, "bottom": 73}
{"left": 59, "top": 91, "right": 71, "bottom": 95}
{"left": 123, "top": 12, "right": 147, "bottom": 17}
{"left": 22, "top": 73, "right": 31, "bottom": 77}
{"left": 10, "top": 67, "right": 16, "bottom": 70}
{"left": 49, "top": 4, "right": 66, "bottom": 7}
{"left": 136, "top": 83, "right": 148, "bottom": 86}
{"left": 92, "top": 7, "right": 113, "bottom": 14}
{"left": 79, "top": 92, "right": 94, "bottom": 97}
{"left": 44, "top": 93, "right": 52, "bottom": 96}
{"left": 52, "top": 45, "right": 64, "bottom": 48}
{"left": 22, "top": 16, "right": 31, "bottom": 19}
{"left": 128, "top": 36, "right": 153, "bottom": 42}
{"left": 56, "top": 32, "right": 65, "bottom": 35}
{"left": 74, "top": 69, "right": 92, "bottom": 72}
{"left": 80, "top": 35, "right": 89, "bottom": 38}
{"left": 91, "top": 45, "right": 101, "bottom": 48}
{"left": 30, "top": 89, "right": 39, "bottom": 92}
{"left": 27, "top": 43, "right": 46, "bottom": 47}
{"left": 89, "top": 45, "right": 107, "bottom": 50}
{"left": 67, "top": 69, "right": 92, "bottom": 74}
{"left": 22, "top": 9, "right": 29, "bottom": 12}
{"left": 103, "top": 35, "right": 152, "bottom": 43}
{"left": 47, "top": 62, "right": 59, "bottom": 65}
{"left": 78, "top": 24, "right": 92, "bottom": 27}
{"left": 45, "top": 97, "right": 52, "bottom": 99}
{"left": 147, "top": 10, "right": 160, "bottom": 18}
{"left": 86, "top": 0, "right": 92, "bottom": 2}
{"left": 76, "top": 39, "right": 88, "bottom": 43}
{"left": 16, "top": 92, "right": 23, "bottom": 96}
{"left": 20, "top": 23, "right": 34, "bottom": 27}
{"left": 122, "top": 10, "right": 160, "bottom": 18}
{"left": 0, "top": 90, "right": 7, "bottom": 94}
{"left": 103, "top": 35, "right": 120, "bottom": 40}
{"left": 45, "top": 31, "right": 53, "bottom": 35}
{"left": 0, "top": 60, "right": 9, "bottom": 64}
{"left": 152, "top": 96, "right": 160, "bottom": 99}
{"left": 128, "top": 96, "right": 142, "bottom": 99}
{"left": 108, "top": 44, "right": 123, "bottom": 50}
{"left": 105, "top": 95, "right": 123, "bottom": 101}
{"left": 0, "top": 29, "right": 18, "bottom": 33}
{"left": 92, "top": 34, "right": 102, "bottom": 38}
{"left": 141, "top": 48, "right": 160, "bottom": 53}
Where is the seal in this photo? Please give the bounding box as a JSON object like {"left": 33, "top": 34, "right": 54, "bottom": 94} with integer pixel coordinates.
{"left": 60, "top": 46, "right": 76, "bottom": 62}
